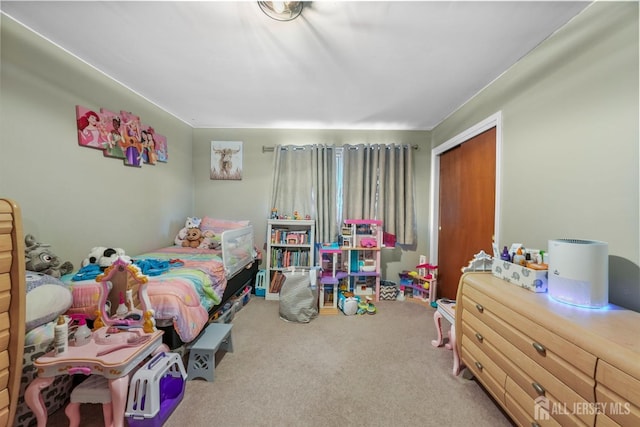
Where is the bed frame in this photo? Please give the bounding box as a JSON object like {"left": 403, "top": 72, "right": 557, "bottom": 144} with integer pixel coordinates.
{"left": 158, "top": 225, "right": 259, "bottom": 349}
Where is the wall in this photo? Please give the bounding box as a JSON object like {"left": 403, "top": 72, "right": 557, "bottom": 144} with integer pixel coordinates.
{"left": 432, "top": 2, "right": 640, "bottom": 310}
{"left": 0, "top": 16, "right": 195, "bottom": 267}
{"left": 192, "top": 128, "right": 430, "bottom": 281}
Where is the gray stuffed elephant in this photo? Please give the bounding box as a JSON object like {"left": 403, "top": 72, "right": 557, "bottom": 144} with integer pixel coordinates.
{"left": 24, "top": 234, "right": 74, "bottom": 278}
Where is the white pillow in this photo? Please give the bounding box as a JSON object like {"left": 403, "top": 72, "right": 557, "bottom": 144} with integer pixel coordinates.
{"left": 25, "top": 271, "right": 73, "bottom": 332}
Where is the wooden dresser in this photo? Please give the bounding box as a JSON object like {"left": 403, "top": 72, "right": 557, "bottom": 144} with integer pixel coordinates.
{"left": 0, "top": 199, "right": 26, "bottom": 427}
{"left": 455, "top": 272, "right": 640, "bottom": 427}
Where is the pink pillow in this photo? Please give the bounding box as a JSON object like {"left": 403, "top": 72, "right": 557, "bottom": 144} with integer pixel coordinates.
{"left": 200, "top": 217, "right": 250, "bottom": 234}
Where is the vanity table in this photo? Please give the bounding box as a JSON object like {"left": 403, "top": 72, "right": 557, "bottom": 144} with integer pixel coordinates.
{"left": 24, "top": 328, "right": 167, "bottom": 427}
{"left": 26, "top": 257, "right": 169, "bottom": 427}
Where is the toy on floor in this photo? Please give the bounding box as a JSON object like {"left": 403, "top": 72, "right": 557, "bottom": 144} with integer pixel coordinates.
{"left": 357, "top": 296, "right": 377, "bottom": 315}
{"left": 126, "top": 352, "right": 187, "bottom": 427}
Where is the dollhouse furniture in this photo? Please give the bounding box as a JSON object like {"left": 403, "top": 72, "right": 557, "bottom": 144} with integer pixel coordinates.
{"left": 457, "top": 272, "right": 640, "bottom": 427}
{"left": 431, "top": 298, "right": 462, "bottom": 375}
{"left": 187, "top": 322, "right": 234, "bottom": 382}
{"left": 341, "top": 219, "right": 382, "bottom": 301}
{"left": 318, "top": 245, "right": 346, "bottom": 315}
{"left": 400, "top": 255, "right": 438, "bottom": 304}
{"left": 65, "top": 375, "right": 113, "bottom": 427}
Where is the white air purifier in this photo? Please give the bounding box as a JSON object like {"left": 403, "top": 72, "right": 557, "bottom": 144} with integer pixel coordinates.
{"left": 548, "top": 239, "right": 608, "bottom": 308}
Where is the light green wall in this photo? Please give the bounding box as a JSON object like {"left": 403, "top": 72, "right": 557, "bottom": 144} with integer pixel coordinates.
{"left": 432, "top": 2, "right": 639, "bottom": 310}
{"left": 2, "top": 2, "right": 638, "bottom": 309}
{"left": 192, "top": 128, "right": 430, "bottom": 281}
{"left": 0, "top": 15, "right": 195, "bottom": 266}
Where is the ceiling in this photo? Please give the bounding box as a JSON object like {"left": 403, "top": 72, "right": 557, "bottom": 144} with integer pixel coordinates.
{"left": 1, "top": 1, "right": 591, "bottom": 130}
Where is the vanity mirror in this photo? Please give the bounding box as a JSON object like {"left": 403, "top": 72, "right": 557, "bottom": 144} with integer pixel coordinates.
{"left": 95, "top": 257, "right": 155, "bottom": 333}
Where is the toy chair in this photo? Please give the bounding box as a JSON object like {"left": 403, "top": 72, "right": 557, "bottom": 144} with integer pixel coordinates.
{"left": 65, "top": 375, "right": 113, "bottom": 427}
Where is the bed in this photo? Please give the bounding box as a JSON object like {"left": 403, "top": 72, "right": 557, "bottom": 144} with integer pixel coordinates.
{"left": 64, "top": 218, "right": 259, "bottom": 349}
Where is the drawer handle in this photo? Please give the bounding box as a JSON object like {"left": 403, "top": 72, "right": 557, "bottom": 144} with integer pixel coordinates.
{"left": 532, "top": 342, "right": 546, "bottom": 355}
{"left": 475, "top": 304, "right": 484, "bottom": 313}
{"left": 474, "top": 361, "right": 483, "bottom": 371}
{"left": 475, "top": 333, "right": 484, "bottom": 342}
{"left": 531, "top": 423, "right": 541, "bottom": 427}
{"left": 532, "top": 382, "right": 546, "bottom": 396}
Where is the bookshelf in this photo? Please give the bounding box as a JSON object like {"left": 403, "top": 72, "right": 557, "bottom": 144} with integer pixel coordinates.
{"left": 265, "top": 219, "right": 315, "bottom": 300}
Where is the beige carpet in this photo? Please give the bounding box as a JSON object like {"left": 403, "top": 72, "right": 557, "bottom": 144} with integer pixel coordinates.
{"left": 45, "top": 297, "right": 513, "bottom": 427}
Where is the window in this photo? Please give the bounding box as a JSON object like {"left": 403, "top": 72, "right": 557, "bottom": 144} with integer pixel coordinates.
{"left": 270, "top": 144, "right": 415, "bottom": 245}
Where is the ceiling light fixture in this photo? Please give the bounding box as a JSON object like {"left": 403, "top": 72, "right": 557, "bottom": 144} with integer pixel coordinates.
{"left": 258, "top": 1, "right": 304, "bottom": 21}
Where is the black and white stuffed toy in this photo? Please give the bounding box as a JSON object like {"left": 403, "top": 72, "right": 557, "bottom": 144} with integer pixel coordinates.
{"left": 81, "top": 246, "right": 131, "bottom": 269}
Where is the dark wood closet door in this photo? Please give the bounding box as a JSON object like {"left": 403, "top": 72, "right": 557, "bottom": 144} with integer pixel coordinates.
{"left": 437, "top": 127, "right": 496, "bottom": 300}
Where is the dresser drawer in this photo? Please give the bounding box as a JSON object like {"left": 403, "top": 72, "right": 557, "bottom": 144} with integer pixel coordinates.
{"left": 462, "top": 288, "right": 597, "bottom": 386}
{"left": 460, "top": 335, "right": 506, "bottom": 405}
{"left": 463, "top": 304, "right": 596, "bottom": 425}
{"left": 594, "top": 361, "right": 640, "bottom": 427}
{"left": 505, "top": 376, "right": 563, "bottom": 427}
{"left": 596, "top": 361, "right": 640, "bottom": 409}
{"left": 595, "top": 412, "right": 633, "bottom": 427}
{"left": 506, "top": 375, "right": 592, "bottom": 427}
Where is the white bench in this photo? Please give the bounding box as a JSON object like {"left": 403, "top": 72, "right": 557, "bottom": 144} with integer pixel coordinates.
{"left": 187, "top": 323, "right": 234, "bottom": 382}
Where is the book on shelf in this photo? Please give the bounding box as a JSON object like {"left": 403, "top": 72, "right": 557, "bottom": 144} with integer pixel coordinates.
{"left": 270, "top": 229, "right": 309, "bottom": 245}
{"left": 269, "top": 271, "right": 286, "bottom": 293}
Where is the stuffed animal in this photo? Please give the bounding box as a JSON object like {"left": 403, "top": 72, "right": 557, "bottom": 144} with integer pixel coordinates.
{"left": 182, "top": 227, "right": 204, "bottom": 248}
{"left": 24, "top": 234, "right": 74, "bottom": 278}
{"left": 174, "top": 217, "right": 202, "bottom": 246}
{"left": 198, "top": 230, "right": 220, "bottom": 250}
{"left": 82, "top": 246, "right": 131, "bottom": 269}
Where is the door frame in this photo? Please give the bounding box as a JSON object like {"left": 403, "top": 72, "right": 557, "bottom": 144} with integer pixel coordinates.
{"left": 429, "top": 111, "right": 503, "bottom": 264}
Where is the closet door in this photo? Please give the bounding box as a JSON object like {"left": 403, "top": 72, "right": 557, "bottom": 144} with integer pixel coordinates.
{"left": 0, "top": 199, "right": 26, "bottom": 427}
{"left": 437, "top": 128, "right": 496, "bottom": 300}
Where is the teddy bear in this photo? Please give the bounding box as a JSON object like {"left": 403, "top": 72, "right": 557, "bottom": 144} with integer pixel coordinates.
{"left": 24, "top": 234, "right": 74, "bottom": 278}
{"left": 182, "top": 227, "right": 204, "bottom": 248}
{"left": 174, "top": 217, "right": 202, "bottom": 246}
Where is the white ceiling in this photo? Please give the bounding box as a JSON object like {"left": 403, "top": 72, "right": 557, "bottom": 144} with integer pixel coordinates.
{"left": 1, "top": 1, "right": 591, "bottom": 130}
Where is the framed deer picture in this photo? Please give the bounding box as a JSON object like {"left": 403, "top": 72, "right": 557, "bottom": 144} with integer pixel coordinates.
{"left": 211, "top": 141, "right": 243, "bottom": 180}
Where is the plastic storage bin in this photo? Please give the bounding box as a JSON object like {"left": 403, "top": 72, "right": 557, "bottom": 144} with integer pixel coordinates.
{"left": 125, "top": 352, "right": 187, "bottom": 427}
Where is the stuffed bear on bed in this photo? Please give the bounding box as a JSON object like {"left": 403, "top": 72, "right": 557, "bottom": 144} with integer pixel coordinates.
{"left": 174, "top": 216, "right": 202, "bottom": 246}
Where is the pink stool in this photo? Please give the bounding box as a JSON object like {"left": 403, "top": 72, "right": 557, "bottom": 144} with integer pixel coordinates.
{"left": 65, "top": 375, "right": 113, "bottom": 427}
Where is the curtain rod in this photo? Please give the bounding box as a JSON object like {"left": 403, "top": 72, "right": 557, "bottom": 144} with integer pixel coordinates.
{"left": 262, "top": 144, "right": 419, "bottom": 153}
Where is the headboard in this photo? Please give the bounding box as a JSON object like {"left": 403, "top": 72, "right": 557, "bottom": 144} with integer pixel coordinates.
{"left": 0, "top": 199, "right": 26, "bottom": 427}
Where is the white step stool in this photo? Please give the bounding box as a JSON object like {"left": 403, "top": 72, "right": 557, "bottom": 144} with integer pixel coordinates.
{"left": 187, "top": 323, "right": 233, "bottom": 382}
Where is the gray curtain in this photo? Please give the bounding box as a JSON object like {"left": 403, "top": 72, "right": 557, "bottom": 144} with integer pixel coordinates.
{"left": 342, "top": 144, "right": 415, "bottom": 245}
{"left": 270, "top": 145, "right": 338, "bottom": 243}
